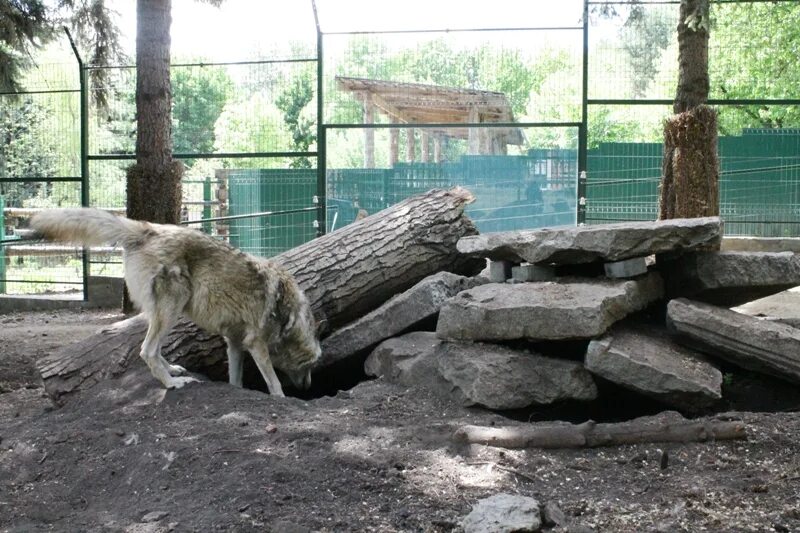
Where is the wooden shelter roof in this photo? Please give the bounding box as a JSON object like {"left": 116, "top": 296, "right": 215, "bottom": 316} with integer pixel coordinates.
{"left": 336, "top": 76, "right": 524, "bottom": 145}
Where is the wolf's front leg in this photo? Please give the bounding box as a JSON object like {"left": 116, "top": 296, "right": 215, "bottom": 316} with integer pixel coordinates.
{"left": 224, "top": 337, "right": 246, "bottom": 388}
{"left": 245, "top": 337, "right": 285, "bottom": 397}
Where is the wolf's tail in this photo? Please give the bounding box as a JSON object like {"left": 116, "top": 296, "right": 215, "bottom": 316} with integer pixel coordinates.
{"left": 30, "top": 208, "right": 147, "bottom": 248}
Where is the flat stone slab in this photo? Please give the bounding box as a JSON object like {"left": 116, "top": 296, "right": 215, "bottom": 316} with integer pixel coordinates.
{"left": 457, "top": 217, "right": 721, "bottom": 265}
{"left": 321, "top": 272, "right": 484, "bottom": 367}
{"left": 364, "top": 332, "right": 454, "bottom": 396}
{"left": 586, "top": 324, "right": 722, "bottom": 411}
{"left": 366, "top": 332, "right": 597, "bottom": 410}
{"left": 667, "top": 298, "right": 800, "bottom": 385}
{"left": 659, "top": 251, "right": 800, "bottom": 307}
{"left": 438, "top": 341, "right": 597, "bottom": 409}
{"left": 436, "top": 273, "right": 664, "bottom": 341}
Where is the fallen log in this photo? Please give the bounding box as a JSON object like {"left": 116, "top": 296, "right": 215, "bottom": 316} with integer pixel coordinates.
{"left": 453, "top": 411, "right": 746, "bottom": 449}
{"left": 37, "top": 187, "right": 481, "bottom": 402}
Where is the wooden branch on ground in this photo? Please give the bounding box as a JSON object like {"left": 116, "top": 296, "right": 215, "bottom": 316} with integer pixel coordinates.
{"left": 453, "top": 411, "right": 747, "bottom": 449}
{"left": 37, "top": 187, "right": 481, "bottom": 402}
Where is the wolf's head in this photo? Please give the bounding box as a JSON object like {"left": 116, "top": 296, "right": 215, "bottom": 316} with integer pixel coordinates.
{"left": 270, "top": 274, "right": 322, "bottom": 390}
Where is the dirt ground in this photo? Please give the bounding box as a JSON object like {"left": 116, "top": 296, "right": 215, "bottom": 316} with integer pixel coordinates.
{"left": 2, "top": 309, "right": 800, "bottom": 532}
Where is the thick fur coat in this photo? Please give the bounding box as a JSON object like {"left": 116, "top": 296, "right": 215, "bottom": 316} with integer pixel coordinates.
{"left": 30, "top": 208, "right": 321, "bottom": 396}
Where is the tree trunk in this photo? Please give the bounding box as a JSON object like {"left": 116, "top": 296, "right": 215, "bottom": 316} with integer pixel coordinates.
{"left": 453, "top": 411, "right": 746, "bottom": 449}
{"left": 660, "top": 106, "right": 719, "bottom": 219}
{"left": 37, "top": 188, "right": 481, "bottom": 403}
{"left": 126, "top": 0, "right": 183, "bottom": 225}
{"left": 660, "top": 0, "right": 718, "bottom": 220}
{"left": 674, "top": 0, "right": 710, "bottom": 114}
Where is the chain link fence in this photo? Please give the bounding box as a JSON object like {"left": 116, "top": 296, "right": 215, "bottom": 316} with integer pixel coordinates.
{"left": 2, "top": 0, "right": 798, "bottom": 297}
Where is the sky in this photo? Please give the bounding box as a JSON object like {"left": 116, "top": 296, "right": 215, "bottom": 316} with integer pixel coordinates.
{"left": 104, "top": 0, "right": 588, "bottom": 61}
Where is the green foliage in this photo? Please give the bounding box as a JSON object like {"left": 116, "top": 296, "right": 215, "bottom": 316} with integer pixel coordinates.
{"left": 619, "top": 7, "right": 672, "bottom": 97}
{"left": 711, "top": 2, "right": 800, "bottom": 132}
{"left": 0, "top": 0, "right": 51, "bottom": 92}
{"left": 275, "top": 65, "right": 316, "bottom": 169}
{"left": 173, "top": 63, "right": 233, "bottom": 163}
{"left": 213, "top": 92, "right": 293, "bottom": 169}
{"left": 0, "top": 98, "right": 58, "bottom": 205}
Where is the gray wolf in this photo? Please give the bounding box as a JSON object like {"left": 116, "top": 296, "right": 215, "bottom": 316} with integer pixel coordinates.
{"left": 30, "top": 208, "right": 321, "bottom": 396}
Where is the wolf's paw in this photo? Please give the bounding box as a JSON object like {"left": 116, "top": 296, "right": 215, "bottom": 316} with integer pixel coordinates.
{"left": 167, "top": 376, "right": 200, "bottom": 389}
{"left": 168, "top": 364, "right": 188, "bottom": 376}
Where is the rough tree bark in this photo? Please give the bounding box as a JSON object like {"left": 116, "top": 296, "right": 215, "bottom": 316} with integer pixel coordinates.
{"left": 660, "top": 106, "right": 720, "bottom": 219}
{"left": 453, "top": 411, "right": 746, "bottom": 449}
{"left": 126, "top": 0, "right": 183, "bottom": 226}
{"left": 36, "top": 188, "right": 481, "bottom": 403}
{"left": 660, "top": 0, "right": 719, "bottom": 220}
{"left": 673, "top": 0, "right": 710, "bottom": 115}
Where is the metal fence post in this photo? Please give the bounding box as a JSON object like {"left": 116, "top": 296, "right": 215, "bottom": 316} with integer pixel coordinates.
{"left": 313, "top": 1, "right": 326, "bottom": 238}
{"left": 66, "top": 28, "right": 91, "bottom": 301}
{"left": 577, "top": 0, "right": 589, "bottom": 226}
{"left": 0, "top": 195, "right": 5, "bottom": 294}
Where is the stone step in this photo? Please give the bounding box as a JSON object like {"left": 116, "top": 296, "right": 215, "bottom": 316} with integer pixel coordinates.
{"left": 436, "top": 272, "right": 664, "bottom": 342}
{"left": 659, "top": 251, "right": 800, "bottom": 306}
{"left": 667, "top": 298, "right": 800, "bottom": 384}
{"left": 321, "top": 272, "right": 484, "bottom": 367}
{"left": 457, "top": 217, "right": 721, "bottom": 265}
{"left": 365, "top": 332, "right": 597, "bottom": 410}
{"left": 585, "top": 324, "right": 722, "bottom": 411}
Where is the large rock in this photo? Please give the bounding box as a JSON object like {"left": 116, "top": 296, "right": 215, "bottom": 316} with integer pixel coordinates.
{"left": 320, "top": 272, "right": 484, "bottom": 367}
{"left": 462, "top": 494, "right": 542, "bottom": 533}
{"left": 436, "top": 273, "right": 664, "bottom": 341}
{"left": 667, "top": 298, "right": 800, "bottom": 384}
{"left": 659, "top": 251, "right": 800, "bottom": 306}
{"left": 437, "top": 341, "right": 598, "bottom": 409}
{"left": 365, "top": 332, "right": 598, "bottom": 409}
{"left": 364, "top": 332, "right": 455, "bottom": 397}
{"left": 457, "top": 217, "right": 721, "bottom": 265}
{"left": 585, "top": 325, "right": 722, "bottom": 411}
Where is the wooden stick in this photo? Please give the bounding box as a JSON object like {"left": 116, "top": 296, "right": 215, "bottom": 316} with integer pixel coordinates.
{"left": 453, "top": 411, "right": 746, "bottom": 449}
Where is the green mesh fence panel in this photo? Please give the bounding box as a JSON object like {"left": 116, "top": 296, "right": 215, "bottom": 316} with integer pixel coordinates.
{"left": 227, "top": 169, "right": 317, "bottom": 257}
{"left": 326, "top": 151, "right": 577, "bottom": 234}
{"left": 585, "top": 130, "right": 800, "bottom": 237}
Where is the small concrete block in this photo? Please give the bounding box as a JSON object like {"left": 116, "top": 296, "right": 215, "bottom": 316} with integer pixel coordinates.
{"left": 488, "top": 260, "right": 513, "bottom": 282}
{"left": 604, "top": 257, "right": 648, "bottom": 278}
{"left": 512, "top": 263, "right": 556, "bottom": 282}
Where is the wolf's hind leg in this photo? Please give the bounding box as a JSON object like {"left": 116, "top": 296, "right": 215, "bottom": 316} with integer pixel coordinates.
{"left": 244, "top": 337, "right": 284, "bottom": 397}
{"left": 140, "top": 309, "right": 198, "bottom": 389}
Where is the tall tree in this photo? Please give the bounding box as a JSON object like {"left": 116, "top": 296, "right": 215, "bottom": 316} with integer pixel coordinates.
{"left": 125, "top": 0, "right": 181, "bottom": 224}
{"left": 659, "top": 0, "right": 719, "bottom": 220}
{"left": 275, "top": 66, "right": 316, "bottom": 169}
{"left": 172, "top": 62, "right": 233, "bottom": 164}
{"left": 673, "top": 0, "right": 709, "bottom": 114}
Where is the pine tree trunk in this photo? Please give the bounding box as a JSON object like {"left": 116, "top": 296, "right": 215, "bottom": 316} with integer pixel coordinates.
{"left": 126, "top": 0, "right": 183, "bottom": 225}
{"left": 673, "top": 0, "right": 710, "bottom": 114}
{"left": 660, "top": 0, "right": 718, "bottom": 220}
{"left": 660, "top": 106, "right": 719, "bottom": 219}
{"left": 37, "top": 188, "right": 482, "bottom": 402}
